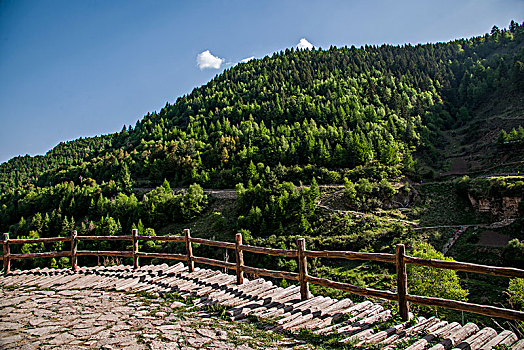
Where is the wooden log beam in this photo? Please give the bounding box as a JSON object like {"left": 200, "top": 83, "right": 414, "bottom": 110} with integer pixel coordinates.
{"left": 184, "top": 229, "right": 194, "bottom": 273}
{"left": 135, "top": 252, "right": 187, "bottom": 261}
{"left": 7, "top": 236, "right": 72, "bottom": 244}
{"left": 404, "top": 256, "right": 524, "bottom": 279}
{"left": 307, "top": 275, "right": 398, "bottom": 301}
{"left": 396, "top": 244, "right": 410, "bottom": 321}
{"left": 304, "top": 250, "right": 395, "bottom": 263}
{"left": 406, "top": 294, "right": 524, "bottom": 322}
{"left": 235, "top": 233, "right": 244, "bottom": 284}
{"left": 10, "top": 251, "right": 71, "bottom": 259}
{"left": 190, "top": 237, "right": 236, "bottom": 249}
{"left": 239, "top": 244, "right": 298, "bottom": 258}
{"left": 132, "top": 229, "right": 139, "bottom": 269}
{"left": 76, "top": 250, "right": 133, "bottom": 258}
{"left": 3, "top": 233, "right": 10, "bottom": 273}
{"left": 137, "top": 235, "right": 185, "bottom": 242}
{"left": 76, "top": 235, "right": 133, "bottom": 241}
{"left": 297, "top": 238, "right": 310, "bottom": 301}
{"left": 241, "top": 265, "right": 300, "bottom": 281}
{"left": 193, "top": 256, "right": 236, "bottom": 270}
{"left": 71, "top": 230, "right": 78, "bottom": 271}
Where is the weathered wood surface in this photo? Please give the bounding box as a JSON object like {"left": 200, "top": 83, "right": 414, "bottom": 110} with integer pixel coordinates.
{"left": 307, "top": 275, "right": 398, "bottom": 301}
{"left": 76, "top": 250, "right": 133, "bottom": 258}
{"left": 71, "top": 230, "right": 78, "bottom": 271}
{"left": 10, "top": 251, "right": 71, "bottom": 260}
{"left": 407, "top": 293, "right": 524, "bottom": 322}
{"left": 6, "top": 236, "right": 72, "bottom": 244}
{"left": 304, "top": 249, "right": 395, "bottom": 263}
{"left": 192, "top": 256, "right": 236, "bottom": 270}
{"left": 239, "top": 244, "right": 298, "bottom": 257}
{"left": 76, "top": 235, "right": 133, "bottom": 241}
{"left": 190, "top": 237, "right": 236, "bottom": 249}
{"left": 135, "top": 252, "right": 187, "bottom": 261}
{"left": 396, "top": 244, "right": 409, "bottom": 320}
{"left": 132, "top": 229, "right": 139, "bottom": 269}
{"left": 184, "top": 229, "right": 194, "bottom": 273}
{"left": 235, "top": 233, "right": 244, "bottom": 284}
{"left": 138, "top": 235, "right": 185, "bottom": 242}
{"left": 0, "top": 264, "right": 521, "bottom": 349}
{"left": 241, "top": 265, "right": 300, "bottom": 281}
{"left": 427, "top": 322, "right": 480, "bottom": 350}
{"left": 296, "top": 238, "right": 309, "bottom": 300}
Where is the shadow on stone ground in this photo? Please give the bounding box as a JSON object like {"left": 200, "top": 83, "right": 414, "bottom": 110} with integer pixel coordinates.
{"left": 0, "top": 286, "right": 310, "bottom": 350}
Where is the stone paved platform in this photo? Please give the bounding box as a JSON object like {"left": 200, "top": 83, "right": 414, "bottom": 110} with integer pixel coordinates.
{"left": 0, "top": 286, "right": 307, "bottom": 349}
{"left": 1, "top": 263, "right": 522, "bottom": 349}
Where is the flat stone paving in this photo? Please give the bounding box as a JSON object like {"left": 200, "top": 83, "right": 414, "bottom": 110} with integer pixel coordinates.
{"left": 1, "top": 264, "right": 522, "bottom": 349}
{"left": 0, "top": 286, "right": 308, "bottom": 349}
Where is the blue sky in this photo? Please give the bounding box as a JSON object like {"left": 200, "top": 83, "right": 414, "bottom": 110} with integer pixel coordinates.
{"left": 1, "top": 0, "right": 523, "bottom": 164}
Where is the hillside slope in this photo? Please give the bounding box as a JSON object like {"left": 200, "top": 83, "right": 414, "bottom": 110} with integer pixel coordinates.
{"left": 1, "top": 23, "right": 523, "bottom": 194}
{"left": 0, "top": 24, "right": 523, "bottom": 328}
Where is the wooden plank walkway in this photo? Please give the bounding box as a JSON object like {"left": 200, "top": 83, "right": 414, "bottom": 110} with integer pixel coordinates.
{"left": 1, "top": 263, "right": 522, "bottom": 349}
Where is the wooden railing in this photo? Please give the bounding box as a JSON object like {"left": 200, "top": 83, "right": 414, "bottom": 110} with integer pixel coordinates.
{"left": 1, "top": 230, "right": 524, "bottom": 322}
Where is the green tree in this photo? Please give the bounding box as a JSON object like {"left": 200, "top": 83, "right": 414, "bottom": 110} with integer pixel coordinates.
{"left": 246, "top": 160, "right": 257, "bottom": 183}
{"left": 497, "top": 129, "right": 508, "bottom": 145}
{"left": 503, "top": 239, "right": 524, "bottom": 268}
{"left": 119, "top": 163, "right": 133, "bottom": 193}
{"left": 180, "top": 183, "right": 207, "bottom": 220}
{"left": 408, "top": 243, "right": 469, "bottom": 305}
{"left": 508, "top": 278, "right": 524, "bottom": 311}
{"left": 162, "top": 178, "right": 171, "bottom": 193}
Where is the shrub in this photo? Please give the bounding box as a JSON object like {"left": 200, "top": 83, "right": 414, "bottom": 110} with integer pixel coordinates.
{"left": 508, "top": 278, "right": 524, "bottom": 311}
{"left": 503, "top": 239, "right": 524, "bottom": 268}
{"left": 408, "top": 242, "right": 469, "bottom": 303}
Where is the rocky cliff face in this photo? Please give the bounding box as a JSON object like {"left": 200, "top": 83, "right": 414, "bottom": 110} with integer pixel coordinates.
{"left": 468, "top": 194, "right": 522, "bottom": 219}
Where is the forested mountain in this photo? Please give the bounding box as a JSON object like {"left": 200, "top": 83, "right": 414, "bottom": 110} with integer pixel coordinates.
{"left": 0, "top": 135, "right": 116, "bottom": 191}
{"left": 2, "top": 22, "right": 523, "bottom": 195}
{"left": 2, "top": 20, "right": 523, "bottom": 231}
{"left": 0, "top": 23, "right": 523, "bottom": 322}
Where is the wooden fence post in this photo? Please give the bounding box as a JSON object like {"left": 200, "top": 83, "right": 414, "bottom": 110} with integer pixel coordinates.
{"left": 132, "top": 229, "right": 139, "bottom": 269}
{"left": 71, "top": 230, "right": 78, "bottom": 271}
{"left": 396, "top": 244, "right": 409, "bottom": 321}
{"left": 235, "top": 233, "right": 244, "bottom": 284}
{"left": 3, "top": 233, "right": 10, "bottom": 274}
{"left": 297, "top": 238, "right": 309, "bottom": 301}
{"left": 184, "top": 229, "right": 194, "bottom": 273}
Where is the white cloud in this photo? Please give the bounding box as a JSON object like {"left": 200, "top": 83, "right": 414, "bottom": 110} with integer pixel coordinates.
{"left": 297, "top": 38, "right": 314, "bottom": 50}
{"left": 240, "top": 56, "right": 255, "bottom": 63}
{"left": 196, "top": 50, "right": 224, "bottom": 70}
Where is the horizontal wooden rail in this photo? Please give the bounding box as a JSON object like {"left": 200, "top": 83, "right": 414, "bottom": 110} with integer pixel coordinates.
{"left": 7, "top": 237, "right": 72, "bottom": 244}
{"left": 406, "top": 294, "right": 524, "bottom": 322}
{"left": 190, "top": 237, "right": 236, "bottom": 249}
{"left": 135, "top": 252, "right": 187, "bottom": 261}
{"left": 77, "top": 235, "right": 133, "bottom": 241}
{"left": 307, "top": 275, "right": 398, "bottom": 301}
{"left": 76, "top": 250, "right": 133, "bottom": 258}
{"left": 193, "top": 256, "right": 236, "bottom": 270}
{"left": 10, "top": 251, "right": 71, "bottom": 260}
{"left": 137, "top": 235, "right": 184, "bottom": 242}
{"left": 241, "top": 265, "right": 300, "bottom": 281}
{"left": 239, "top": 244, "right": 298, "bottom": 258}
{"left": 404, "top": 256, "right": 524, "bottom": 279}
{"left": 304, "top": 250, "right": 395, "bottom": 263}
